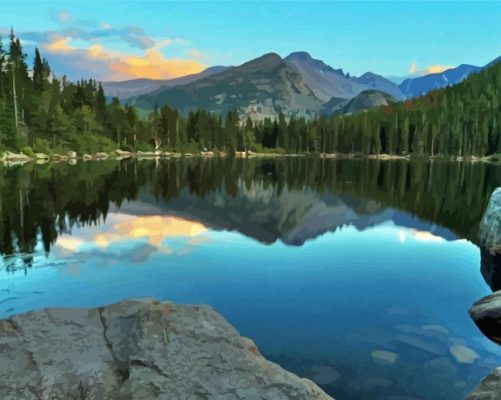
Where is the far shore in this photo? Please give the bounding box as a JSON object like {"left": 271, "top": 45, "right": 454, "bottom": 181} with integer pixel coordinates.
{"left": 1, "top": 149, "right": 500, "bottom": 167}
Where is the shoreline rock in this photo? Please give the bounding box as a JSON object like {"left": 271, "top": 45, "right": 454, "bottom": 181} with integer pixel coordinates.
{"left": 2, "top": 150, "right": 500, "bottom": 167}
{"left": 465, "top": 368, "right": 501, "bottom": 399}
{"left": 467, "top": 187, "right": 501, "bottom": 399}
{"left": 470, "top": 291, "right": 501, "bottom": 345}
{"left": 0, "top": 298, "right": 333, "bottom": 400}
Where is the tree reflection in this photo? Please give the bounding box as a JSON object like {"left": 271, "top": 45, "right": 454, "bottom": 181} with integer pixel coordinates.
{"left": 0, "top": 158, "right": 499, "bottom": 266}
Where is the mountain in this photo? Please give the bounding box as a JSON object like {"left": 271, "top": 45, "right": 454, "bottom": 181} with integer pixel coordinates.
{"left": 339, "top": 90, "right": 395, "bottom": 115}
{"left": 320, "top": 96, "right": 347, "bottom": 116}
{"left": 353, "top": 72, "right": 404, "bottom": 100}
{"left": 284, "top": 51, "right": 364, "bottom": 101}
{"left": 284, "top": 51, "right": 403, "bottom": 101}
{"left": 320, "top": 90, "right": 395, "bottom": 117}
{"left": 133, "top": 53, "right": 324, "bottom": 119}
{"left": 101, "top": 66, "right": 228, "bottom": 99}
{"left": 114, "top": 180, "right": 456, "bottom": 247}
{"left": 399, "top": 64, "right": 480, "bottom": 98}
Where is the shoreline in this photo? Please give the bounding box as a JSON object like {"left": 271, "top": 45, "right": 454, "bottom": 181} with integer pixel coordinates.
{"left": 1, "top": 150, "right": 500, "bottom": 166}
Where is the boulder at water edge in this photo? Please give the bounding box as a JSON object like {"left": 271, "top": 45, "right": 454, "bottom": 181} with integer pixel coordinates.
{"left": 0, "top": 298, "right": 333, "bottom": 400}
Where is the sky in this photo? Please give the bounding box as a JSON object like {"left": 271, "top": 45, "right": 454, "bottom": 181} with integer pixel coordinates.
{"left": 0, "top": 1, "right": 500, "bottom": 82}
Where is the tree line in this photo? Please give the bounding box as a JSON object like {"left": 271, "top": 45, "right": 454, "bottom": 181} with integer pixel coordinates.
{"left": 0, "top": 28, "right": 500, "bottom": 157}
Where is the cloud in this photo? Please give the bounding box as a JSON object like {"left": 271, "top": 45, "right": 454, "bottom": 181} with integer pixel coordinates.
{"left": 53, "top": 214, "right": 209, "bottom": 263}
{"left": 408, "top": 61, "right": 454, "bottom": 77}
{"left": 109, "top": 49, "right": 206, "bottom": 80}
{"left": 49, "top": 9, "right": 72, "bottom": 24}
{"left": 8, "top": 10, "right": 207, "bottom": 81}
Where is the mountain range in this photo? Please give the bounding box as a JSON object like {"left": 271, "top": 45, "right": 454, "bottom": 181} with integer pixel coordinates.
{"left": 102, "top": 51, "right": 501, "bottom": 119}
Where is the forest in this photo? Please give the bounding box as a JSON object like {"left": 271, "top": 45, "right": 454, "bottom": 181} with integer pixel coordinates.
{"left": 0, "top": 29, "right": 500, "bottom": 157}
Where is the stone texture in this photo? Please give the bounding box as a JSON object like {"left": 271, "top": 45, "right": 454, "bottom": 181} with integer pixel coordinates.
{"left": 469, "top": 291, "right": 501, "bottom": 345}
{"left": 466, "top": 367, "right": 501, "bottom": 400}
{"left": 0, "top": 298, "right": 332, "bottom": 400}
{"left": 479, "top": 187, "right": 501, "bottom": 255}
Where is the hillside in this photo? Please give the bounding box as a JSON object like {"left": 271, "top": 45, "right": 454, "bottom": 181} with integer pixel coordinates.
{"left": 284, "top": 51, "right": 366, "bottom": 101}
{"left": 132, "top": 52, "right": 406, "bottom": 119}
{"left": 133, "top": 53, "right": 325, "bottom": 119}
{"left": 338, "top": 90, "right": 395, "bottom": 115}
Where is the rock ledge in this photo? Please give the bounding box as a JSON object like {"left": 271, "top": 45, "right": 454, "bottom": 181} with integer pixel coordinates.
{"left": 0, "top": 298, "right": 333, "bottom": 400}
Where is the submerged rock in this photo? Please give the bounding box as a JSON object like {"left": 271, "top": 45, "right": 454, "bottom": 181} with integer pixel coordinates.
{"left": 466, "top": 367, "right": 501, "bottom": 400}
{"left": 469, "top": 291, "right": 501, "bottom": 345}
{"left": 449, "top": 344, "right": 479, "bottom": 364}
{"left": 0, "top": 298, "right": 332, "bottom": 400}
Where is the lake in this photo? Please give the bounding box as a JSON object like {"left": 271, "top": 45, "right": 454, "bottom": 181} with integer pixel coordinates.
{"left": 0, "top": 157, "right": 500, "bottom": 400}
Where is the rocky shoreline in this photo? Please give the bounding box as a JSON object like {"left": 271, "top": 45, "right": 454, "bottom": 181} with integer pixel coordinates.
{"left": 1, "top": 149, "right": 500, "bottom": 166}
{"left": 0, "top": 298, "right": 332, "bottom": 400}
{"left": 467, "top": 187, "right": 501, "bottom": 399}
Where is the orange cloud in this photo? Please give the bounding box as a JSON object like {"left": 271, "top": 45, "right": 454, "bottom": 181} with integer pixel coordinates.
{"left": 42, "top": 36, "right": 206, "bottom": 80}
{"left": 109, "top": 49, "right": 206, "bottom": 79}
{"left": 44, "top": 36, "right": 74, "bottom": 53}
{"left": 423, "top": 65, "right": 454, "bottom": 74}
{"left": 94, "top": 215, "right": 208, "bottom": 248}
{"left": 408, "top": 62, "right": 454, "bottom": 76}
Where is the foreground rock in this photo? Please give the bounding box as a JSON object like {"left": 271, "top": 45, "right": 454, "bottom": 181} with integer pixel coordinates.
{"left": 0, "top": 298, "right": 332, "bottom": 400}
{"left": 479, "top": 188, "right": 501, "bottom": 291}
{"left": 467, "top": 188, "right": 501, "bottom": 399}
{"left": 470, "top": 292, "right": 501, "bottom": 345}
{"left": 466, "top": 368, "right": 501, "bottom": 400}
{"left": 479, "top": 187, "right": 501, "bottom": 254}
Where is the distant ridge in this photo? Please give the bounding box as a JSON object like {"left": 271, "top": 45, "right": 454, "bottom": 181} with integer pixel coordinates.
{"left": 101, "top": 66, "right": 228, "bottom": 99}
{"left": 101, "top": 51, "right": 501, "bottom": 119}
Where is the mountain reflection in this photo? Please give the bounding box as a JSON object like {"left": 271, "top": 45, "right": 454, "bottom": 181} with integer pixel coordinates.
{"left": 0, "top": 158, "right": 499, "bottom": 269}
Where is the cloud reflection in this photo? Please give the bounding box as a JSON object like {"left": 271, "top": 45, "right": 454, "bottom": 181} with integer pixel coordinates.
{"left": 54, "top": 214, "right": 209, "bottom": 263}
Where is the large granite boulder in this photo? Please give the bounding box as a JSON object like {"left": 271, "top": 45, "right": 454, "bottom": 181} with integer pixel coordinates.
{"left": 479, "top": 188, "right": 501, "bottom": 290}
{"left": 465, "top": 367, "right": 501, "bottom": 400}
{"left": 0, "top": 298, "right": 332, "bottom": 400}
{"left": 470, "top": 291, "right": 501, "bottom": 345}
{"left": 479, "top": 187, "right": 501, "bottom": 255}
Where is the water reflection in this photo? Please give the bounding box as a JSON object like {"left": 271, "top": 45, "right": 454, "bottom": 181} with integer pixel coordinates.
{"left": 1, "top": 158, "right": 498, "bottom": 260}
{"left": 0, "top": 158, "right": 500, "bottom": 400}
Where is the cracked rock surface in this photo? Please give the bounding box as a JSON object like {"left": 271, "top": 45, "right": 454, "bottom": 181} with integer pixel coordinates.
{"left": 0, "top": 298, "right": 333, "bottom": 400}
{"left": 465, "top": 367, "right": 501, "bottom": 400}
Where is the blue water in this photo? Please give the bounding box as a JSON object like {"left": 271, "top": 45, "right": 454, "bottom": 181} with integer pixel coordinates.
{"left": 0, "top": 208, "right": 498, "bottom": 399}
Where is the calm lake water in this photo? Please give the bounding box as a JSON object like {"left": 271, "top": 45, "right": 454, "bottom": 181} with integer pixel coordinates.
{"left": 1, "top": 157, "right": 500, "bottom": 399}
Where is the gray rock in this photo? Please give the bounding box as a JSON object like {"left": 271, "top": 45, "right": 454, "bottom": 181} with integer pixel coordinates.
{"left": 449, "top": 344, "right": 479, "bottom": 364}
{"left": 479, "top": 188, "right": 501, "bottom": 255}
{"left": 465, "top": 367, "right": 501, "bottom": 400}
{"left": 309, "top": 365, "right": 341, "bottom": 385}
{"left": 470, "top": 291, "right": 501, "bottom": 345}
{"left": 52, "top": 153, "right": 69, "bottom": 161}
{"left": 94, "top": 152, "right": 110, "bottom": 159}
{"left": 34, "top": 153, "right": 49, "bottom": 160}
{"left": 371, "top": 350, "right": 399, "bottom": 364}
{"left": 115, "top": 149, "right": 132, "bottom": 157}
{"left": 0, "top": 298, "right": 332, "bottom": 400}
{"left": 137, "top": 151, "right": 158, "bottom": 158}
{"left": 3, "top": 151, "right": 32, "bottom": 161}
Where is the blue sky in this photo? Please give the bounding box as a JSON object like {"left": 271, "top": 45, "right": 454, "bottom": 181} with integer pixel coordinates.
{"left": 1, "top": 1, "right": 500, "bottom": 81}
